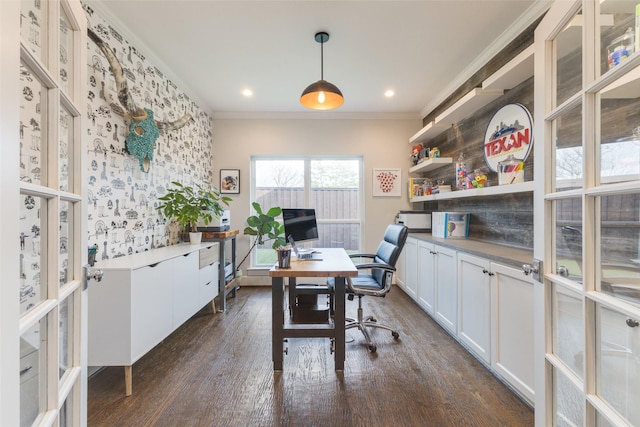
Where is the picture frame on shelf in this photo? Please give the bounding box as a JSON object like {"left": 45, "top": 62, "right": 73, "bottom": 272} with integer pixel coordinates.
{"left": 220, "top": 169, "right": 240, "bottom": 194}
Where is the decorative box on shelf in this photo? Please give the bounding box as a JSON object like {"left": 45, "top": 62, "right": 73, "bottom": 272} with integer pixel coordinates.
{"left": 432, "top": 212, "right": 470, "bottom": 239}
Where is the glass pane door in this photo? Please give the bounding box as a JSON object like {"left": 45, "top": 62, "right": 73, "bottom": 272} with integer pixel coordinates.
{"left": 536, "top": 1, "right": 640, "bottom": 425}
{"left": 17, "top": 0, "right": 87, "bottom": 425}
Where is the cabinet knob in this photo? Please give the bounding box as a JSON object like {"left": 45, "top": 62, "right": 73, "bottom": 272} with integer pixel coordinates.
{"left": 626, "top": 318, "right": 639, "bottom": 328}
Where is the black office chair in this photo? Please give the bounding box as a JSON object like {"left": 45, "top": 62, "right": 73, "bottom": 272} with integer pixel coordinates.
{"left": 330, "top": 224, "right": 408, "bottom": 353}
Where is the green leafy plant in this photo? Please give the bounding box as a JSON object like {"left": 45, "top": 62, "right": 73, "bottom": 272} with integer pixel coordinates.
{"left": 157, "top": 181, "right": 232, "bottom": 232}
{"left": 237, "top": 202, "right": 287, "bottom": 269}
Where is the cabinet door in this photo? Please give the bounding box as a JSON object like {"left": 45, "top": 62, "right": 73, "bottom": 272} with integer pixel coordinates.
{"left": 199, "top": 262, "right": 219, "bottom": 306}
{"left": 458, "top": 253, "right": 492, "bottom": 363}
{"left": 395, "top": 240, "right": 407, "bottom": 292}
{"left": 417, "top": 240, "right": 436, "bottom": 314}
{"left": 172, "top": 250, "right": 200, "bottom": 329}
{"left": 491, "top": 262, "right": 534, "bottom": 403}
{"left": 435, "top": 245, "right": 457, "bottom": 333}
{"left": 131, "top": 258, "right": 175, "bottom": 362}
{"left": 403, "top": 237, "right": 418, "bottom": 301}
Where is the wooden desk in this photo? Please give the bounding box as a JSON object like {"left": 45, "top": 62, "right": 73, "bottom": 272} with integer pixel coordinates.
{"left": 202, "top": 229, "right": 239, "bottom": 312}
{"left": 269, "top": 248, "right": 358, "bottom": 371}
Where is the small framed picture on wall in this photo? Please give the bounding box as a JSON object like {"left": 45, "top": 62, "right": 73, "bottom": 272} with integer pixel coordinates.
{"left": 220, "top": 169, "right": 240, "bottom": 194}
{"left": 372, "top": 168, "right": 401, "bottom": 197}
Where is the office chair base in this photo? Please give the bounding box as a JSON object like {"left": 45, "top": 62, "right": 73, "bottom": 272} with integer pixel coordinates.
{"left": 346, "top": 302, "right": 400, "bottom": 353}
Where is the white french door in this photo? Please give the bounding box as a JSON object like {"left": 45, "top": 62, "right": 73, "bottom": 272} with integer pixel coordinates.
{"left": 1, "top": 0, "right": 88, "bottom": 425}
{"left": 535, "top": 1, "right": 640, "bottom": 425}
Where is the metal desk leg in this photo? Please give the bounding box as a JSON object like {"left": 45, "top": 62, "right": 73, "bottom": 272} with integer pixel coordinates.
{"left": 334, "top": 276, "right": 345, "bottom": 370}
{"left": 272, "top": 276, "right": 285, "bottom": 370}
{"left": 287, "top": 277, "right": 297, "bottom": 316}
{"left": 215, "top": 239, "right": 226, "bottom": 312}
{"left": 230, "top": 236, "right": 237, "bottom": 297}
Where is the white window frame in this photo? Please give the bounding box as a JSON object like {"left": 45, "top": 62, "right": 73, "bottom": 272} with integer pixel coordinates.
{"left": 250, "top": 155, "right": 364, "bottom": 268}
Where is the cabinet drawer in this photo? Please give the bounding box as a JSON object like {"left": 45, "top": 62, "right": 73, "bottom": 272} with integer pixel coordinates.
{"left": 199, "top": 262, "right": 219, "bottom": 304}
{"left": 199, "top": 244, "right": 219, "bottom": 268}
{"left": 20, "top": 343, "right": 39, "bottom": 384}
{"left": 199, "top": 263, "right": 216, "bottom": 287}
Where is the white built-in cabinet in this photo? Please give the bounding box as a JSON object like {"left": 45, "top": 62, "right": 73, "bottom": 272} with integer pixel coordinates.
{"left": 434, "top": 245, "right": 458, "bottom": 334}
{"left": 417, "top": 240, "right": 436, "bottom": 314}
{"left": 490, "top": 262, "right": 534, "bottom": 403}
{"left": 458, "top": 253, "right": 493, "bottom": 364}
{"left": 402, "top": 237, "right": 418, "bottom": 300}
{"left": 400, "top": 236, "right": 534, "bottom": 405}
{"left": 405, "top": 239, "right": 457, "bottom": 333}
{"left": 88, "top": 243, "right": 219, "bottom": 395}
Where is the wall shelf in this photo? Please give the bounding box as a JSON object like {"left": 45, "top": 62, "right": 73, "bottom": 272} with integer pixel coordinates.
{"left": 409, "top": 121, "right": 450, "bottom": 145}
{"left": 482, "top": 45, "right": 534, "bottom": 91}
{"left": 409, "top": 181, "right": 533, "bottom": 203}
{"left": 435, "top": 88, "right": 504, "bottom": 126}
{"left": 409, "top": 43, "right": 534, "bottom": 147}
{"left": 409, "top": 157, "right": 453, "bottom": 174}
{"left": 408, "top": 88, "right": 503, "bottom": 145}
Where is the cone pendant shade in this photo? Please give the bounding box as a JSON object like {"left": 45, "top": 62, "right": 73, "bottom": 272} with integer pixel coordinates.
{"left": 300, "top": 32, "right": 344, "bottom": 110}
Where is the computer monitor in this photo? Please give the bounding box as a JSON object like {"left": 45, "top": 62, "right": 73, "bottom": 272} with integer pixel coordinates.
{"left": 282, "top": 208, "right": 319, "bottom": 244}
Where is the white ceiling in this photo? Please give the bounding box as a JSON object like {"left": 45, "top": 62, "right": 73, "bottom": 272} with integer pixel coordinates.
{"left": 86, "top": 1, "right": 547, "bottom": 118}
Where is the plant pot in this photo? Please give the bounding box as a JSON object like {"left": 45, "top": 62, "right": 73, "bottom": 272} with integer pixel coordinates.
{"left": 189, "top": 232, "right": 202, "bottom": 245}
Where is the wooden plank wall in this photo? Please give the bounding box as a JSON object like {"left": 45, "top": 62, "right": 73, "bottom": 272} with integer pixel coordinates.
{"left": 418, "top": 76, "right": 535, "bottom": 249}
{"left": 412, "top": 18, "right": 541, "bottom": 250}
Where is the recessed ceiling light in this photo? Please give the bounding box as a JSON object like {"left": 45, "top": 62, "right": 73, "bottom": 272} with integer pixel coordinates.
{"left": 384, "top": 90, "right": 395, "bottom": 98}
{"left": 242, "top": 88, "right": 253, "bottom": 97}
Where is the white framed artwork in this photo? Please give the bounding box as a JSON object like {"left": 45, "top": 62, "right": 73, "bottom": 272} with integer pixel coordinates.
{"left": 372, "top": 168, "right": 401, "bottom": 197}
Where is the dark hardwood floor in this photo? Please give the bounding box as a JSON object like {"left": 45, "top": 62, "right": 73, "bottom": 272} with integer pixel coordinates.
{"left": 88, "top": 286, "right": 533, "bottom": 427}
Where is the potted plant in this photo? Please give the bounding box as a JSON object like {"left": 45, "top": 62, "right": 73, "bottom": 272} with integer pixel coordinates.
{"left": 157, "top": 181, "right": 232, "bottom": 244}
{"left": 237, "top": 202, "right": 287, "bottom": 270}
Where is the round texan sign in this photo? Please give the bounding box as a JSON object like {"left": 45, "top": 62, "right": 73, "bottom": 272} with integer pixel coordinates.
{"left": 483, "top": 103, "right": 533, "bottom": 172}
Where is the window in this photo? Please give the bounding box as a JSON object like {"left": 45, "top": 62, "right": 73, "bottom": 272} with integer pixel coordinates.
{"left": 251, "top": 157, "right": 363, "bottom": 267}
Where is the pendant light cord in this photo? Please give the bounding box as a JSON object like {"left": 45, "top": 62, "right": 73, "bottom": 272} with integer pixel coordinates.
{"left": 320, "top": 38, "right": 324, "bottom": 80}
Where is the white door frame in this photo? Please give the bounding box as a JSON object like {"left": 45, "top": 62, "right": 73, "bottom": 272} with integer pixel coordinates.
{"left": 535, "top": 1, "right": 640, "bottom": 425}
{"left": 1, "top": 0, "right": 88, "bottom": 425}
{"left": 0, "top": 0, "right": 23, "bottom": 425}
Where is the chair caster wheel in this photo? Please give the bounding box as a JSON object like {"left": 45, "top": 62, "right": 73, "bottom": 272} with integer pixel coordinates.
{"left": 368, "top": 344, "right": 377, "bottom": 353}
{"left": 392, "top": 331, "right": 400, "bottom": 339}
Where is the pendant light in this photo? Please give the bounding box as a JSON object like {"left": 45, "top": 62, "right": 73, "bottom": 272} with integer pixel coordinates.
{"left": 300, "top": 32, "right": 344, "bottom": 110}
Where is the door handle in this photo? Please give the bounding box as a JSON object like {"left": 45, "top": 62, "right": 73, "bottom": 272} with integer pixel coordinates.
{"left": 83, "top": 263, "right": 104, "bottom": 290}
{"left": 522, "top": 259, "right": 542, "bottom": 282}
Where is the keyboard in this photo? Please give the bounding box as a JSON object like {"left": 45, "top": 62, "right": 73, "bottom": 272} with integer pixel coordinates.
{"left": 297, "top": 252, "right": 314, "bottom": 259}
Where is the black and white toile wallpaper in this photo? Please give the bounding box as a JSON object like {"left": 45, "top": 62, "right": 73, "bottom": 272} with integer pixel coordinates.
{"left": 18, "top": 1, "right": 216, "bottom": 313}
{"left": 83, "top": 4, "right": 215, "bottom": 257}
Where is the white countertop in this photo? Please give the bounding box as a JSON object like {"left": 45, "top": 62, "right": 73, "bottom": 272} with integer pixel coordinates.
{"left": 408, "top": 233, "right": 533, "bottom": 268}
{"left": 90, "top": 242, "right": 218, "bottom": 271}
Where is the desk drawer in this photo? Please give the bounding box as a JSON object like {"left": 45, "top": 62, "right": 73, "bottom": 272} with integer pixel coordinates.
{"left": 199, "top": 244, "right": 219, "bottom": 268}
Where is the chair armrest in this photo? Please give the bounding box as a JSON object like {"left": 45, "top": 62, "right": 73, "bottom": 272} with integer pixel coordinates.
{"left": 347, "top": 277, "right": 393, "bottom": 297}
{"left": 348, "top": 253, "right": 376, "bottom": 259}
{"left": 354, "top": 262, "right": 396, "bottom": 272}
{"left": 347, "top": 263, "right": 397, "bottom": 297}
